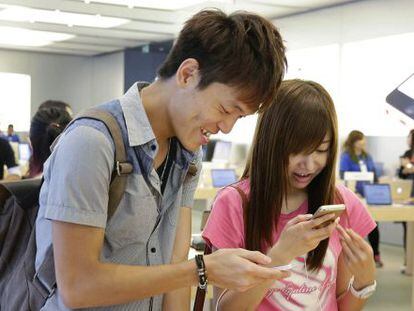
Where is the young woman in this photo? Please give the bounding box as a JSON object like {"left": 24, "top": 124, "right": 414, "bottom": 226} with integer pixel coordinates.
{"left": 203, "top": 79, "right": 377, "bottom": 310}
{"left": 339, "top": 130, "right": 383, "bottom": 268}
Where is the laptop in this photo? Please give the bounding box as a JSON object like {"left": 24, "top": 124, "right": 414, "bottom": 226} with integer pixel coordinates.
{"left": 211, "top": 169, "right": 237, "bottom": 188}
{"left": 364, "top": 184, "right": 392, "bottom": 205}
{"left": 389, "top": 179, "right": 412, "bottom": 202}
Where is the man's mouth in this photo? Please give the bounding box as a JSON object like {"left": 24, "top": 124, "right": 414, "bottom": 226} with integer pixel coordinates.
{"left": 200, "top": 128, "right": 211, "bottom": 145}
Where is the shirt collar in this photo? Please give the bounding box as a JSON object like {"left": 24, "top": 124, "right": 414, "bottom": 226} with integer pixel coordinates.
{"left": 120, "top": 82, "right": 155, "bottom": 147}
{"left": 119, "top": 82, "right": 199, "bottom": 163}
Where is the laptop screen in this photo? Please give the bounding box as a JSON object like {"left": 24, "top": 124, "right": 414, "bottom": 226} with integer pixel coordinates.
{"left": 211, "top": 169, "right": 237, "bottom": 188}
{"left": 364, "top": 184, "right": 392, "bottom": 205}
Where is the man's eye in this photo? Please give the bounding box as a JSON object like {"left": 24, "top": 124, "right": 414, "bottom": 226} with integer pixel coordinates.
{"left": 221, "top": 107, "right": 231, "bottom": 114}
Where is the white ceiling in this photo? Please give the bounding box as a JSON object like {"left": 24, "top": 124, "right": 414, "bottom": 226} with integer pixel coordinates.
{"left": 0, "top": 0, "right": 356, "bottom": 56}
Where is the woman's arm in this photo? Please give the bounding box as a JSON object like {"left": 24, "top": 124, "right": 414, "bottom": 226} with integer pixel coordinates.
{"left": 214, "top": 214, "right": 339, "bottom": 310}
{"left": 336, "top": 225, "right": 376, "bottom": 311}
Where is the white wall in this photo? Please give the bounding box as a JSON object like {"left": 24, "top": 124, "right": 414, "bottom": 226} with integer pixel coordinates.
{"left": 277, "top": 0, "right": 414, "bottom": 138}
{"left": 0, "top": 49, "right": 124, "bottom": 130}
{"left": 213, "top": 0, "right": 414, "bottom": 146}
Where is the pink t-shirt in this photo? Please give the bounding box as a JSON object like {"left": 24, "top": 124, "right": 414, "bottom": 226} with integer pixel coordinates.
{"left": 202, "top": 179, "right": 376, "bottom": 311}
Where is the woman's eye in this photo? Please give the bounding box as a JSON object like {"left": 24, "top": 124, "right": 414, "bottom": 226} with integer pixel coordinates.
{"left": 316, "top": 149, "right": 329, "bottom": 153}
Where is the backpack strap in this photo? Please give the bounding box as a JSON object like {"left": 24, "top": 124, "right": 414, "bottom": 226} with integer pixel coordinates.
{"left": 73, "top": 108, "right": 133, "bottom": 219}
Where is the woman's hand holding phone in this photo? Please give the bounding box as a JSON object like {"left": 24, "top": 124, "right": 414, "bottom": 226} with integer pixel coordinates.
{"left": 268, "top": 213, "right": 339, "bottom": 266}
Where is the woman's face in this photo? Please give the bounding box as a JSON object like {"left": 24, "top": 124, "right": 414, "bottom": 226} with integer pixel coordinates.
{"left": 288, "top": 134, "right": 331, "bottom": 192}
{"left": 353, "top": 138, "right": 366, "bottom": 153}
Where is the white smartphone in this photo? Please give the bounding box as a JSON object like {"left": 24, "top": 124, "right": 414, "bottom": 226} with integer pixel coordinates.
{"left": 313, "top": 204, "right": 346, "bottom": 228}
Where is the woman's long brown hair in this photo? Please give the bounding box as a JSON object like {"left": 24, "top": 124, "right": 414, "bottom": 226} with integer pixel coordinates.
{"left": 242, "top": 79, "right": 341, "bottom": 271}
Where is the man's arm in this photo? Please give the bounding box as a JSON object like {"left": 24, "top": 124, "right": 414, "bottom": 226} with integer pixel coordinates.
{"left": 53, "top": 220, "right": 197, "bottom": 308}
{"left": 53, "top": 220, "right": 287, "bottom": 309}
{"left": 162, "top": 206, "right": 192, "bottom": 310}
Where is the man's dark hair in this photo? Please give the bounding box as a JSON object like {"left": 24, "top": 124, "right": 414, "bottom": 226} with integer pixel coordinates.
{"left": 158, "top": 9, "right": 287, "bottom": 112}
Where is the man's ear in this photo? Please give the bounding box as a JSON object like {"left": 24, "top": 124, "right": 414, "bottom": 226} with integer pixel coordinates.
{"left": 176, "top": 58, "right": 200, "bottom": 88}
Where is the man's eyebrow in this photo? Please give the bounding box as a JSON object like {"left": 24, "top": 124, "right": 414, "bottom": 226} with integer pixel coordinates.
{"left": 234, "top": 105, "right": 244, "bottom": 113}
{"left": 234, "top": 104, "right": 253, "bottom": 115}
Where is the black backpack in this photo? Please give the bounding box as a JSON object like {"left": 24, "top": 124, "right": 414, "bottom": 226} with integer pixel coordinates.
{"left": 0, "top": 109, "right": 133, "bottom": 310}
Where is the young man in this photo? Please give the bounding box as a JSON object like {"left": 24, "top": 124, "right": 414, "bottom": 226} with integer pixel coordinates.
{"left": 35, "top": 9, "right": 287, "bottom": 310}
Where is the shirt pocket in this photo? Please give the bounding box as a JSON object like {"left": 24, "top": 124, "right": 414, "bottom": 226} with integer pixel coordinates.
{"left": 105, "top": 174, "right": 159, "bottom": 248}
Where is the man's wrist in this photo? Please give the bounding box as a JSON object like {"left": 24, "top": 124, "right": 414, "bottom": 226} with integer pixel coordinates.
{"left": 195, "top": 255, "right": 208, "bottom": 289}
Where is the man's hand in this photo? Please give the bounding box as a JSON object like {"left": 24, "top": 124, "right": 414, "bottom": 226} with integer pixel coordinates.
{"left": 204, "top": 248, "right": 289, "bottom": 292}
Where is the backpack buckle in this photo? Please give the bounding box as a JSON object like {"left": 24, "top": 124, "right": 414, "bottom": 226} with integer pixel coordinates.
{"left": 33, "top": 272, "right": 56, "bottom": 299}
{"left": 116, "top": 161, "right": 133, "bottom": 176}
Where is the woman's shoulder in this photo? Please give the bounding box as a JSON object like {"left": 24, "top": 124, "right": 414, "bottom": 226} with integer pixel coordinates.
{"left": 213, "top": 179, "right": 250, "bottom": 210}
{"left": 335, "top": 184, "right": 361, "bottom": 204}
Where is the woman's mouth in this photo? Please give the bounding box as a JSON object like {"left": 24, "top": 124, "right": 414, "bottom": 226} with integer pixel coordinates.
{"left": 293, "top": 172, "right": 313, "bottom": 184}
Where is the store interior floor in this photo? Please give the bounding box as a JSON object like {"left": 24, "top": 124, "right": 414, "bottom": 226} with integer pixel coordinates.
{"left": 192, "top": 203, "right": 411, "bottom": 310}
{"left": 365, "top": 243, "right": 411, "bottom": 311}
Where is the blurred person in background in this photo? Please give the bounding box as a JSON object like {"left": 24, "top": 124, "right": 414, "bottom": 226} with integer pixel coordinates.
{"left": 398, "top": 128, "right": 414, "bottom": 273}
{"left": 39, "top": 100, "right": 73, "bottom": 117}
{"left": 0, "top": 136, "right": 21, "bottom": 180}
{"left": 26, "top": 107, "right": 72, "bottom": 178}
{"left": 339, "top": 130, "right": 382, "bottom": 268}
{"left": 6, "top": 124, "right": 20, "bottom": 143}
{"left": 399, "top": 129, "right": 414, "bottom": 189}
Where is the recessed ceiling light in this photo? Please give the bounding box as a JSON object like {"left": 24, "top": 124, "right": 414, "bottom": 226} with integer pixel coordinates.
{"left": 0, "top": 6, "right": 130, "bottom": 28}
{"left": 0, "top": 26, "right": 74, "bottom": 46}
{"left": 83, "top": 0, "right": 231, "bottom": 10}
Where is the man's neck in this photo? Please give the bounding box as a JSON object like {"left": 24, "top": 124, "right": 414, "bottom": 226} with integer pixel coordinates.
{"left": 140, "top": 79, "right": 174, "bottom": 145}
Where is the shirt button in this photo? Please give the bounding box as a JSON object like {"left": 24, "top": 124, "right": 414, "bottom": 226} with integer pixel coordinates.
{"left": 151, "top": 247, "right": 156, "bottom": 253}
{"left": 151, "top": 145, "right": 156, "bottom": 151}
